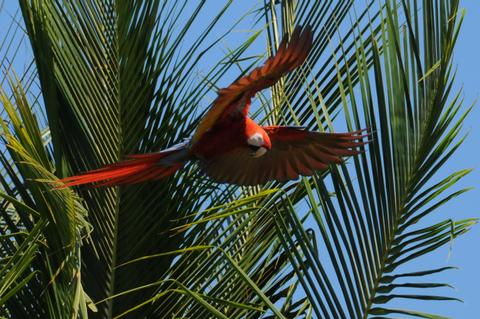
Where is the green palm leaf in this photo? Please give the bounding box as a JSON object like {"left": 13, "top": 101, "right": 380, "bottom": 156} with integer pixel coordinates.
{"left": 259, "top": 0, "right": 474, "bottom": 318}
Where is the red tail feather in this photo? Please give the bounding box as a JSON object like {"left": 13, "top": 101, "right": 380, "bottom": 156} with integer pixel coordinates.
{"left": 57, "top": 151, "right": 185, "bottom": 188}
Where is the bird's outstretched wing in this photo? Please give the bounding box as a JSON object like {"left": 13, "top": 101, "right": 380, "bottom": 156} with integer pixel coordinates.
{"left": 201, "top": 127, "right": 368, "bottom": 185}
{"left": 191, "top": 25, "right": 313, "bottom": 144}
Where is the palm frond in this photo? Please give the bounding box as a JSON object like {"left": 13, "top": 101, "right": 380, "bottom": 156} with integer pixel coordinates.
{"left": 261, "top": 0, "right": 475, "bottom": 318}
{"left": 18, "top": 0, "right": 270, "bottom": 317}
{"left": 0, "top": 73, "right": 90, "bottom": 318}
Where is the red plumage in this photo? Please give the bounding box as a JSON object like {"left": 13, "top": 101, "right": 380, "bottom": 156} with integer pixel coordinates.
{"left": 58, "top": 152, "right": 184, "bottom": 187}
{"left": 57, "top": 25, "right": 368, "bottom": 188}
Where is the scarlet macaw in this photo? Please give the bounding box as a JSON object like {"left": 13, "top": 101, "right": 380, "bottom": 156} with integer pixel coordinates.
{"left": 58, "top": 26, "right": 367, "bottom": 188}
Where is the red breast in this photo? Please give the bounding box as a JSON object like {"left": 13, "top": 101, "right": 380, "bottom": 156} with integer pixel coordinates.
{"left": 191, "top": 117, "right": 270, "bottom": 159}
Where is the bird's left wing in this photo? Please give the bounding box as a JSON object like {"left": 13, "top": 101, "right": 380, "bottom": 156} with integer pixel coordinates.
{"left": 201, "top": 126, "right": 367, "bottom": 185}
{"left": 191, "top": 25, "right": 313, "bottom": 144}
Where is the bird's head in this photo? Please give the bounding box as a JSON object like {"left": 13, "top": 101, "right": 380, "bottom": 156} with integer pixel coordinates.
{"left": 247, "top": 132, "right": 271, "bottom": 158}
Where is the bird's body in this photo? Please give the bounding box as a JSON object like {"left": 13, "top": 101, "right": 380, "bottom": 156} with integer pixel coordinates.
{"left": 58, "top": 26, "right": 367, "bottom": 188}
{"left": 192, "top": 114, "right": 270, "bottom": 160}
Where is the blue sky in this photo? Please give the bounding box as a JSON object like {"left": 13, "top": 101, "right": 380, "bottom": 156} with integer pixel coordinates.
{"left": 0, "top": 1, "right": 478, "bottom": 318}
{"left": 429, "top": 0, "right": 480, "bottom": 317}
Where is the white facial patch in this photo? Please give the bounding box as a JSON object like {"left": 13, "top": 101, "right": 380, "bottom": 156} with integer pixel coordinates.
{"left": 247, "top": 133, "right": 264, "bottom": 147}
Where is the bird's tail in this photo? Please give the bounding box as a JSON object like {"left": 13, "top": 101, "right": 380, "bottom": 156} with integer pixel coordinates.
{"left": 56, "top": 142, "right": 190, "bottom": 188}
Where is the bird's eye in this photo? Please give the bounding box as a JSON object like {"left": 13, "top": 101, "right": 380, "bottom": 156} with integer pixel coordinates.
{"left": 248, "top": 144, "right": 261, "bottom": 152}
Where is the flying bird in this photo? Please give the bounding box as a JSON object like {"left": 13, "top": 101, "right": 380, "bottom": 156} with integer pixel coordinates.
{"left": 58, "top": 26, "right": 367, "bottom": 188}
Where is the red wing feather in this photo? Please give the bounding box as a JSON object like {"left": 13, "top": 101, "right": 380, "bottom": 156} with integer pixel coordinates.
{"left": 201, "top": 127, "right": 368, "bottom": 186}
{"left": 191, "top": 25, "right": 313, "bottom": 144}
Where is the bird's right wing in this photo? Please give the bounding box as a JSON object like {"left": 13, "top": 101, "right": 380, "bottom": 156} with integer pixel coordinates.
{"left": 201, "top": 127, "right": 368, "bottom": 186}
{"left": 191, "top": 25, "right": 313, "bottom": 144}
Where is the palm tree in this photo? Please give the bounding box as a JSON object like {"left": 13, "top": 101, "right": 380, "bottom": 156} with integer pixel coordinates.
{"left": 0, "top": 0, "right": 475, "bottom": 318}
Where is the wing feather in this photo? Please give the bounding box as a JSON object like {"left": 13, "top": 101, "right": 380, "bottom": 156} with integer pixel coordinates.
{"left": 289, "top": 154, "right": 312, "bottom": 177}
{"left": 200, "top": 127, "right": 368, "bottom": 185}
{"left": 192, "top": 26, "right": 313, "bottom": 144}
